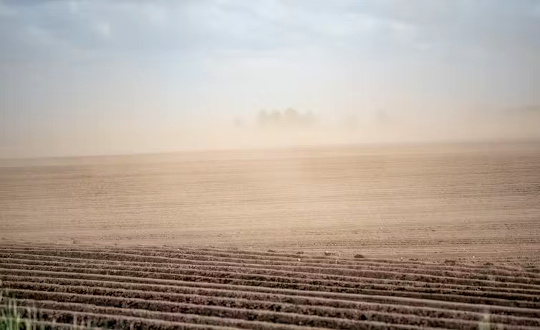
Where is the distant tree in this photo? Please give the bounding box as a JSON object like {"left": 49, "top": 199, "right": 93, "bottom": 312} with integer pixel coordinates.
{"left": 257, "top": 110, "right": 269, "bottom": 127}
{"left": 284, "top": 108, "right": 299, "bottom": 126}
{"left": 256, "top": 108, "right": 317, "bottom": 129}
{"left": 269, "top": 110, "right": 282, "bottom": 126}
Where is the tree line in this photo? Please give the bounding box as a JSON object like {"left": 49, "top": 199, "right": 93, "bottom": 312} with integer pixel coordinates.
{"left": 256, "top": 108, "right": 316, "bottom": 128}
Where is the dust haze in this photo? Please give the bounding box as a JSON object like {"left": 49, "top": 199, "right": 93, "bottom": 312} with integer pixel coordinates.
{"left": 2, "top": 1, "right": 540, "bottom": 328}
{"left": 3, "top": 106, "right": 540, "bottom": 159}
{"left": 194, "top": 107, "right": 540, "bottom": 150}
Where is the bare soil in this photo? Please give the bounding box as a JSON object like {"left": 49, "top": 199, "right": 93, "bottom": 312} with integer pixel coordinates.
{"left": 1, "top": 142, "right": 539, "bottom": 265}
{"left": 1, "top": 244, "right": 540, "bottom": 329}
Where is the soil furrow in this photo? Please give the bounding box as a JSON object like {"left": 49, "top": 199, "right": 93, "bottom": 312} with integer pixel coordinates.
{"left": 3, "top": 278, "right": 539, "bottom": 327}
{"left": 2, "top": 267, "right": 539, "bottom": 319}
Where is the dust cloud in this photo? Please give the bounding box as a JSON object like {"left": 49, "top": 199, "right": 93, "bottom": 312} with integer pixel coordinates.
{"left": 202, "top": 108, "right": 540, "bottom": 150}
{"left": 1, "top": 105, "right": 539, "bottom": 159}
{"left": 106, "top": 107, "right": 540, "bottom": 154}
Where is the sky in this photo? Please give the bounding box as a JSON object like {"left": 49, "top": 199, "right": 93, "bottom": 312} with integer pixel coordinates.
{"left": 1, "top": 0, "right": 540, "bottom": 157}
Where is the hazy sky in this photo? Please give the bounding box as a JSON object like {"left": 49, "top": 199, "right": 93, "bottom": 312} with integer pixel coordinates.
{"left": 1, "top": 0, "right": 540, "bottom": 157}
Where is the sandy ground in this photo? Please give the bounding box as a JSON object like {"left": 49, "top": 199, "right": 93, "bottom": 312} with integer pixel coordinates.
{"left": 1, "top": 142, "right": 539, "bottom": 265}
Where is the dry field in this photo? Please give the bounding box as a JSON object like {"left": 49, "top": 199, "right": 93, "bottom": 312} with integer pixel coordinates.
{"left": 1, "top": 244, "right": 540, "bottom": 329}
{"left": 1, "top": 142, "right": 539, "bottom": 263}
{"left": 1, "top": 142, "right": 540, "bottom": 328}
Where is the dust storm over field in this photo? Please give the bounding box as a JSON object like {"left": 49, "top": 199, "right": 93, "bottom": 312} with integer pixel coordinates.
{"left": 2, "top": 0, "right": 540, "bottom": 328}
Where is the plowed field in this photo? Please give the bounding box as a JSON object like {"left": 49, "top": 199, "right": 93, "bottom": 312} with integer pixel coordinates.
{"left": 2, "top": 244, "right": 540, "bottom": 329}
{"left": 1, "top": 143, "right": 540, "bottom": 328}
{"left": 1, "top": 143, "right": 540, "bottom": 263}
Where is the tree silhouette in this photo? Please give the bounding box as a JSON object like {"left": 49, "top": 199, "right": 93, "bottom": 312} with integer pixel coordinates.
{"left": 284, "top": 108, "right": 299, "bottom": 126}
{"left": 269, "top": 110, "right": 282, "bottom": 125}
{"left": 256, "top": 108, "right": 317, "bottom": 128}
{"left": 257, "top": 110, "right": 269, "bottom": 127}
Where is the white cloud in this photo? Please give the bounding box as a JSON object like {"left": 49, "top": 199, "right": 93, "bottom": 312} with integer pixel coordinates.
{"left": 68, "top": 1, "right": 80, "bottom": 14}
{"left": 144, "top": 4, "right": 167, "bottom": 27}
{"left": 94, "top": 21, "right": 111, "bottom": 39}
{"left": 388, "top": 21, "right": 417, "bottom": 43}
{"left": 1, "top": 0, "right": 540, "bottom": 122}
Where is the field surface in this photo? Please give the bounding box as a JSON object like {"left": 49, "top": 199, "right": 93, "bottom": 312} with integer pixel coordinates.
{"left": 1, "top": 142, "right": 540, "bottom": 328}
{"left": 1, "top": 244, "right": 540, "bottom": 329}
{"left": 1, "top": 142, "right": 540, "bottom": 263}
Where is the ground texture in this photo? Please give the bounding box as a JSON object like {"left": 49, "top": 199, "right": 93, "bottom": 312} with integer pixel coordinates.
{"left": 1, "top": 244, "right": 540, "bottom": 329}
{"left": 1, "top": 143, "right": 540, "bottom": 264}
{"left": 1, "top": 143, "right": 540, "bottom": 328}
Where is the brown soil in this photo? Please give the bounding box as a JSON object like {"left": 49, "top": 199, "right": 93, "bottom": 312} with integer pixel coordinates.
{"left": 1, "top": 142, "right": 539, "bottom": 265}
{"left": 1, "top": 244, "right": 540, "bottom": 329}
{"left": 1, "top": 142, "right": 540, "bottom": 328}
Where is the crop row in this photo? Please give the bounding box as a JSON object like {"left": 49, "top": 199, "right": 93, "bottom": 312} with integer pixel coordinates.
{"left": 6, "top": 255, "right": 540, "bottom": 295}
{"left": 2, "top": 268, "right": 540, "bottom": 319}
{"left": 3, "top": 259, "right": 540, "bottom": 305}
{"left": 3, "top": 245, "right": 537, "bottom": 280}
{"left": 4, "top": 278, "right": 540, "bottom": 328}
{"left": 2, "top": 252, "right": 539, "bottom": 291}
{"left": 9, "top": 288, "right": 528, "bottom": 330}
{"left": 3, "top": 251, "right": 539, "bottom": 289}
{"left": 3, "top": 263, "right": 540, "bottom": 309}
{"left": 2, "top": 245, "right": 539, "bottom": 329}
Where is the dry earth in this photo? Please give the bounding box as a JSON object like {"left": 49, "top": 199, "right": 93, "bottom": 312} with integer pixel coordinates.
{"left": 1, "top": 244, "right": 540, "bottom": 329}
{"left": 1, "top": 142, "right": 539, "bottom": 264}
{"left": 1, "top": 142, "right": 540, "bottom": 328}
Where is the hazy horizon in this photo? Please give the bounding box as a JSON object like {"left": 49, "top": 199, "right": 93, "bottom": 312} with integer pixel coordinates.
{"left": 1, "top": 0, "right": 540, "bottom": 158}
{"left": 2, "top": 2, "right": 540, "bottom": 323}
